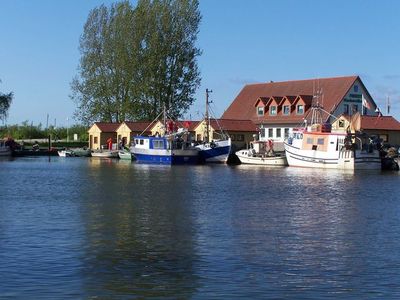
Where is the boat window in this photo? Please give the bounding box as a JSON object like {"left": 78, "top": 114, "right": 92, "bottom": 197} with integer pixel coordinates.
{"left": 307, "top": 137, "right": 313, "bottom": 144}
{"left": 317, "top": 138, "right": 324, "bottom": 145}
{"left": 139, "top": 139, "right": 144, "bottom": 145}
{"left": 153, "top": 140, "right": 164, "bottom": 149}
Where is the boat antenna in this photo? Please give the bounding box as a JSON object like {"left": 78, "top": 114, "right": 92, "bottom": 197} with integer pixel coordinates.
{"left": 205, "top": 88, "right": 212, "bottom": 143}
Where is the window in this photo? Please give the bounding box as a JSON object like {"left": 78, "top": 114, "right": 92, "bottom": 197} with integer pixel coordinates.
{"left": 338, "top": 120, "right": 345, "bottom": 128}
{"left": 283, "top": 105, "right": 290, "bottom": 115}
{"left": 276, "top": 128, "right": 281, "bottom": 138}
{"left": 257, "top": 106, "right": 264, "bottom": 116}
{"left": 236, "top": 134, "right": 244, "bottom": 141}
{"left": 270, "top": 106, "right": 277, "bottom": 115}
{"left": 231, "top": 135, "right": 236, "bottom": 141}
{"left": 307, "top": 137, "right": 313, "bottom": 144}
{"left": 268, "top": 128, "right": 273, "bottom": 138}
{"left": 344, "top": 104, "right": 349, "bottom": 114}
{"left": 354, "top": 85, "right": 359, "bottom": 92}
{"left": 352, "top": 104, "right": 358, "bottom": 114}
{"left": 317, "top": 138, "right": 324, "bottom": 145}
{"left": 260, "top": 128, "right": 265, "bottom": 138}
{"left": 94, "top": 137, "right": 98, "bottom": 144}
{"left": 296, "top": 105, "right": 304, "bottom": 115}
{"left": 284, "top": 128, "right": 289, "bottom": 138}
{"left": 196, "top": 134, "right": 201, "bottom": 141}
{"left": 153, "top": 140, "right": 164, "bottom": 149}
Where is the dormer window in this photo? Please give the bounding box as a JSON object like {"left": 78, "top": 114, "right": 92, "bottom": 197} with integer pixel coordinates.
{"left": 257, "top": 106, "right": 264, "bottom": 116}
{"left": 283, "top": 105, "right": 290, "bottom": 115}
{"left": 270, "top": 105, "right": 277, "bottom": 116}
{"left": 296, "top": 105, "right": 304, "bottom": 115}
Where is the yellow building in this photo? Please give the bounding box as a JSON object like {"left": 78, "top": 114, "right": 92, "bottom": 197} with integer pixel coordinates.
{"left": 332, "top": 112, "right": 400, "bottom": 145}
{"left": 88, "top": 122, "right": 121, "bottom": 150}
{"left": 116, "top": 121, "right": 153, "bottom": 147}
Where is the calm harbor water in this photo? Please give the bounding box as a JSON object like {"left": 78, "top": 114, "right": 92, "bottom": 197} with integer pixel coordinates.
{"left": 1, "top": 157, "right": 400, "bottom": 299}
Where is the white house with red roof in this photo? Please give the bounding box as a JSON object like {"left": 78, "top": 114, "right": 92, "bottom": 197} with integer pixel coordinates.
{"left": 222, "top": 76, "right": 379, "bottom": 147}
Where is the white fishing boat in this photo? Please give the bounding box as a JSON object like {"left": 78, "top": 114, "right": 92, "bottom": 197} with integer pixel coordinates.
{"left": 236, "top": 140, "right": 287, "bottom": 166}
{"left": 195, "top": 89, "right": 232, "bottom": 163}
{"left": 284, "top": 104, "right": 381, "bottom": 170}
{"left": 0, "top": 139, "right": 12, "bottom": 156}
{"left": 91, "top": 150, "right": 119, "bottom": 158}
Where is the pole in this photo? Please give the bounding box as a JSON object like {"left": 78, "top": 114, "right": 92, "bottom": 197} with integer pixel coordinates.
{"left": 205, "top": 88, "right": 212, "bottom": 143}
{"left": 67, "top": 117, "right": 69, "bottom": 143}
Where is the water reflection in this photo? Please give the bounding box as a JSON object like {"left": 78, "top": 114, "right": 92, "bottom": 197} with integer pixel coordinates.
{"left": 79, "top": 163, "right": 200, "bottom": 298}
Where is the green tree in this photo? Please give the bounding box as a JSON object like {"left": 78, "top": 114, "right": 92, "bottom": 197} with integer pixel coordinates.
{"left": 71, "top": 0, "right": 201, "bottom": 123}
{"left": 0, "top": 80, "right": 13, "bottom": 122}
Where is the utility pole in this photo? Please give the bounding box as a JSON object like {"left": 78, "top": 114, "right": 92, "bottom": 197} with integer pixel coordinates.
{"left": 67, "top": 117, "right": 69, "bottom": 143}
{"left": 205, "top": 88, "right": 212, "bottom": 143}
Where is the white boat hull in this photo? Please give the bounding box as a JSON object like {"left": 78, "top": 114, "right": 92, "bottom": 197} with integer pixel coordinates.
{"left": 284, "top": 142, "right": 381, "bottom": 170}
{"left": 58, "top": 150, "right": 74, "bottom": 157}
{"left": 118, "top": 150, "right": 133, "bottom": 160}
{"left": 91, "top": 150, "right": 119, "bottom": 158}
{"left": 236, "top": 150, "right": 287, "bottom": 166}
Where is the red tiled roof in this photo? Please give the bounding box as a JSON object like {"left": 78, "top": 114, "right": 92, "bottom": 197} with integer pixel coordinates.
{"left": 124, "top": 121, "right": 153, "bottom": 132}
{"left": 361, "top": 115, "right": 400, "bottom": 130}
{"left": 94, "top": 122, "right": 121, "bottom": 132}
{"left": 209, "top": 119, "right": 257, "bottom": 132}
{"left": 222, "top": 75, "right": 360, "bottom": 123}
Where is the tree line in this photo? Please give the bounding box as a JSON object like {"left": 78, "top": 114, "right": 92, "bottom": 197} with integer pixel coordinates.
{"left": 0, "top": 122, "right": 89, "bottom": 142}
{"left": 70, "top": 0, "right": 202, "bottom": 124}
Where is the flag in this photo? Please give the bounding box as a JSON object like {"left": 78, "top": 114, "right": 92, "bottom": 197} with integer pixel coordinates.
{"left": 362, "top": 94, "right": 371, "bottom": 110}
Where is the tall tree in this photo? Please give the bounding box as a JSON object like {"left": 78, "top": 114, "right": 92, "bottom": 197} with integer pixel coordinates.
{"left": 71, "top": 0, "right": 201, "bottom": 123}
{"left": 0, "top": 80, "right": 13, "bottom": 122}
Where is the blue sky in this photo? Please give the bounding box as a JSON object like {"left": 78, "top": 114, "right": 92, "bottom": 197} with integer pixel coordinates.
{"left": 1, "top": 0, "right": 399, "bottom": 127}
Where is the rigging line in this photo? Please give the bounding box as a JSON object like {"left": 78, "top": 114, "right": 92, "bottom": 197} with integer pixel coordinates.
{"left": 139, "top": 109, "right": 164, "bottom": 136}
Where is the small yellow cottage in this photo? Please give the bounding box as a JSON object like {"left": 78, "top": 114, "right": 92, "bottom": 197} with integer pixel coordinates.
{"left": 88, "top": 122, "right": 121, "bottom": 150}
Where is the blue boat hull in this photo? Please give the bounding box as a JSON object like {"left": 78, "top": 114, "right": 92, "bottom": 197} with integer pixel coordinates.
{"left": 134, "top": 153, "right": 199, "bottom": 165}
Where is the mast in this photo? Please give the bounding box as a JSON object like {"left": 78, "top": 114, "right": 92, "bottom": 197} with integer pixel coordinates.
{"left": 205, "top": 88, "right": 212, "bottom": 142}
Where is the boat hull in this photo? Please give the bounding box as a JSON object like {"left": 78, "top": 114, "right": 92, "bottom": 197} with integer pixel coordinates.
{"left": 132, "top": 148, "right": 199, "bottom": 165}
{"left": 0, "top": 148, "right": 12, "bottom": 156}
{"left": 196, "top": 139, "right": 231, "bottom": 163}
{"left": 236, "top": 150, "right": 287, "bottom": 166}
{"left": 58, "top": 150, "right": 74, "bottom": 157}
{"left": 118, "top": 150, "right": 133, "bottom": 160}
{"left": 91, "top": 150, "right": 119, "bottom": 158}
{"left": 284, "top": 142, "right": 381, "bottom": 170}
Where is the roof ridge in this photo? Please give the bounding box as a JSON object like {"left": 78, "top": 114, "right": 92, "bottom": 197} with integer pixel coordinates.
{"left": 244, "top": 75, "right": 358, "bottom": 87}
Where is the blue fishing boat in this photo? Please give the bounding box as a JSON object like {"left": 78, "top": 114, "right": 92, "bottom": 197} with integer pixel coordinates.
{"left": 130, "top": 129, "right": 200, "bottom": 165}
{"left": 195, "top": 89, "right": 232, "bottom": 163}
